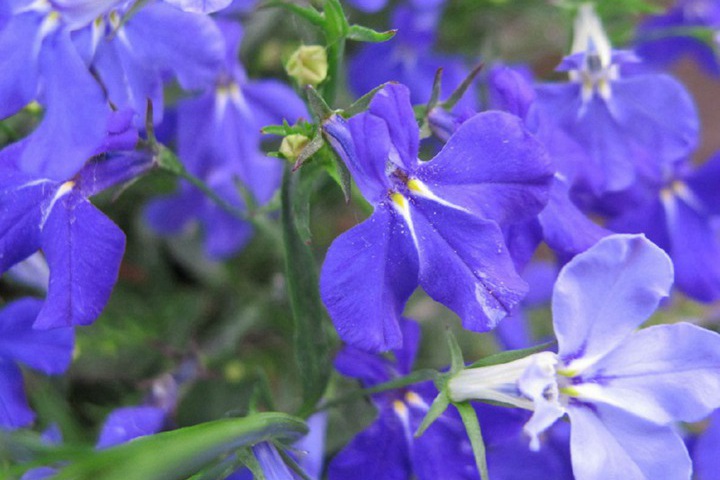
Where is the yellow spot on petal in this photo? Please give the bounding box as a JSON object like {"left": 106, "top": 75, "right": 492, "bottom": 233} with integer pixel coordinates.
{"left": 393, "top": 399, "right": 408, "bottom": 417}
{"left": 392, "top": 192, "right": 408, "bottom": 211}
{"left": 58, "top": 181, "right": 76, "bottom": 197}
{"left": 559, "top": 386, "right": 581, "bottom": 397}
{"left": 407, "top": 179, "right": 423, "bottom": 193}
{"left": 405, "top": 391, "right": 423, "bottom": 407}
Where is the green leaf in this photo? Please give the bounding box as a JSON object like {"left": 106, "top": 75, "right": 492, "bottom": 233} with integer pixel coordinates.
{"left": 455, "top": 403, "right": 490, "bottom": 480}
{"left": 322, "top": 0, "right": 350, "bottom": 41}
{"left": 262, "top": 0, "right": 324, "bottom": 26}
{"left": 467, "top": 341, "right": 554, "bottom": 369}
{"left": 414, "top": 390, "right": 450, "bottom": 438}
{"left": 53, "top": 413, "right": 308, "bottom": 480}
{"left": 281, "top": 166, "right": 332, "bottom": 416}
{"left": 442, "top": 62, "right": 483, "bottom": 111}
{"left": 261, "top": 125, "right": 290, "bottom": 136}
{"left": 293, "top": 133, "right": 325, "bottom": 171}
{"left": 343, "top": 83, "right": 389, "bottom": 117}
{"left": 346, "top": 25, "right": 396, "bottom": 43}
{"left": 446, "top": 329, "right": 465, "bottom": 374}
{"left": 305, "top": 86, "right": 334, "bottom": 121}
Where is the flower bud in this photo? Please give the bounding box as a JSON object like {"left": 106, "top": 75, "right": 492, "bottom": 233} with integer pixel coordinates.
{"left": 285, "top": 45, "right": 328, "bottom": 87}
{"left": 279, "top": 134, "right": 310, "bottom": 161}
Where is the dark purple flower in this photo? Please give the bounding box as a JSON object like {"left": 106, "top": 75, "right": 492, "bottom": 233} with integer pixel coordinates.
{"left": 636, "top": 0, "right": 720, "bottom": 75}
{"left": 74, "top": 0, "right": 225, "bottom": 127}
{"left": 0, "top": 122, "right": 152, "bottom": 328}
{"left": 0, "top": 1, "right": 114, "bottom": 180}
{"left": 144, "top": 20, "right": 306, "bottom": 260}
{"left": 608, "top": 154, "right": 720, "bottom": 302}
{"left": 0, "top": 299, "right": 74, "bottom": 430}
{"left": 329, "top": 319, "right": 478, "bottom": 480}
{"left": 529, "top": 5, "right": 699, "bottom": 196}
{"left": 320, "top": 83, "right": 552, "bottom": 352}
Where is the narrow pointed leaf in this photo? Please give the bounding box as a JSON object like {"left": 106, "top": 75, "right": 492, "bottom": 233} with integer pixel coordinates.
{"left": 53, "top": 413, "right": 308, "bottom": 480}
{"left": 455, "top": 403, "right": 490, "bottom": 480}
{"left": 414, "top": 391, "right": 450, "bottom": 438}
{"left": 346, "top": 25, "right": 396, "bottom": 43}
{"left": 281, "top": 166, "right": 331, "bottom": 416}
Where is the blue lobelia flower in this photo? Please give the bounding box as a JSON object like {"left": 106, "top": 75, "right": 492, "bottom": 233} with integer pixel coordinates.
{"left": 608, "top": 154, "right": 720, "bottom": 302}
{"left": 449, "top": 234, "right": 720, "bottom": 480}
{"left": 73, "top": 0, "right": 225, "bottom": 127}
{"left": 320, "top": 83, "right": 553, "bottom": 352}
{"left": 348, "top": 4, "right": 476, "bottom": 110}
{"left": 486, "top": 64, "right": 609, "bottom": 263}
{"left": 529, "top": 4, "right": 699, "bottom": 196}
{"left": 0, "top": 0, "right": 115, "bottom": 181}
{"left": 329, "top": 319, "right": 479, "bottom": 480}
{"left": 0, "top": 117, "right": 153, "bottom": 329}
{"left": 0, "top": 299, "right": 74, "bottom": 430}
{"left": 636, "top": 0, "right": 720, "bottom": 76}
{"left": 144, "top": 19, "right": 307, "bottom": 260}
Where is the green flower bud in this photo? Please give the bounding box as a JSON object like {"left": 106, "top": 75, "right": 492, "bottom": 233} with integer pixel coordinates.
{"left": 285, "top": 45, "right": 328, "bottom": 87}
{"left": 279, "top": 134, "right": 310, "bottom": 161}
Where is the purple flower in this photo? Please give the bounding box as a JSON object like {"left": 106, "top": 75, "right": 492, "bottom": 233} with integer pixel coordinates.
{"left": 450, "top": 234, "right": 720, "bottom": 480}
{"left": 96, "top": 406, "right": 167, "bottom": 449}
{"left": 329, "top": 319, "right": 478, "bottom": 480}
{"left": 0, "top": 121, "right": 152, "bottom": 328}
{"left": 529, "top": 4, "right": 699, "bottom": 195}
{"left": 0, "top": 1, "right": 114, "bottom": 180}
{"left": 145, "top": 20, "right": 306, "bottom": 260}
{"left": 0, "top": 299, "right": 74, "bottom": 430}
{"left": 636, "top": 0, "right": 720, "bottom": 75}
{"left": 608, "top": 154, "right": 720, "bottom": 302}
{"left": 487, "top": 64, "right": 609, "bottom": 262}
{"left": 224, "top": 413, "right": 327, "bottom": 480}
{"left": 74, "top": 0, "right": 225, "bottom": 127}
{"left": 320, "top": 83, "right": 552, "bottom": 352}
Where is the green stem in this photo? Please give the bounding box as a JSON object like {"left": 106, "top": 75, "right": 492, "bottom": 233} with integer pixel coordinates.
{"left": 323, "top": 37, "right": 345, "bottom": 105}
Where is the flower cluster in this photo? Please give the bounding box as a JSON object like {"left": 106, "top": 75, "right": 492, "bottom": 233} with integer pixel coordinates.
{"left": 2, "top": 0, "right": 720, "bottom": 479}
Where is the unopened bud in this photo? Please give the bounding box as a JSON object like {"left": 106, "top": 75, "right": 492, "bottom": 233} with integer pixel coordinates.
{"left": 279, "top": 134, "right": 310, "bottom": 161}
{"left": 285, "top": 45, "right": 328, "bottom": 87}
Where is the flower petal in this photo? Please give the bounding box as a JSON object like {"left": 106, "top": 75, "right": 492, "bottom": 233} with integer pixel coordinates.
{"left": 323, "top": 112, "right": 392, "bottom": 204}
{"left": 367, "top": 84, "right": 419, "bottom": 172}
{"left": 320, "top": 205, "right": 418, "bottom": 352}
{"left": 35, "top": 193, "right": 125, "bottom": 328}
{"left": 411, "top": 197, "right": 527, "bottom": 333}
{"left": 0, "top": 361, "right": 33, "bottom": 430}
{"left": 96, "top": 406, "right": 166, "bottom": 449}
{"left": 0, "top": 170, "right": 49, "bottom": 274}
{"left": 567, "top": 402, "right": 691, "bottom": 480}
{"left": 328, "top": 411, "right": 409, "bottom": 480}
{"left": 0, "top": 298, "right": 74, "bottom": 374}
{"left": 20, "top": 29, "right": 109, "bottom": 180}
{"left": 416, "top": 111, "right": 553, "bottom": 225}
{"left": 0, "top": 12, "right": 39, "bottom": 119}
{"left": 579, "top": 323, "right": 720, "bottom": 425}
{"left": 552, "top": 234, "right": 673, "bottom": 368}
